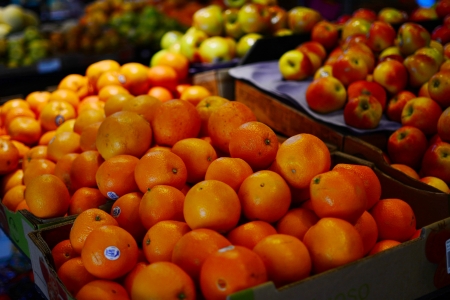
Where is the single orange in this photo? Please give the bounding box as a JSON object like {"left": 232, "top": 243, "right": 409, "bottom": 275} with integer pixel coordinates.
{"left": 54, "top": 153, "right": 79, "bottom": 194}
{"left": 22, "top": 145, "right": 47, "bottom": 171}
{"left": 204, "top": 157, "right": 254, "bottom": 192}
{"left": 68, "top": 187, "right": 108, "bottom": 215}
{"left": 23, "top": 158, "right": 56, "bottom": 186}
{"left": 2, "top": 184, "right": 26, "bottom": 211}
{"left": 96, "top": 70, "right": 127, "bottom": 91}
{"left": 153, "top": 51, "right": 189, "bottom": 81}
{"left": 180, "top": 85, "right": 212, "bottom": 107}
{"left": 38, "top": 130, "right": 56, "bottom": 145}
{"left": 0, "top": 139, "right": 20, "bottom": 174}
{"left": 110, "top": 191, "right": 146, "bottom": 242}
{"left": 51, "top": 239, "right": 78, "bottom": 271}
{"left": 73, "top": 109, "right": 105, "bottom": 134}
{"left": 276, "top": 207, "right": 320, "bottom": 241}
{"left": 58, "top": 74, "right": 90, "bottom": 99}
{"left": 103, "top": 93, "right": 134, "bottom": 117}
{"left": 368, "top": 240, "right": 401, "bottom": 255}
{"left": 120, "top": 62, "right": 151, "bottom": 96}
{"left": 49, "top": 89, "right": 80, "bottom": 108}
{"left": 122, "top": 94, "right": 162, "bottom": 123}
{"left": 70, "top": 150, "right": 104, "bottom": 190}
{"left": 55, "top": 119, "right": 76, "bottom": 135}
{"left": 354, "top": 210, "right": 379, "bottom": 256}
{"left": 46, "top": 131, "right": 81, "bottom": 162}
{"left": 79, "top": 122, "right": 102, "bottom": 152}
{"left": 57, "top": 257, "right": 98, "bottom": 297}
{"left": 98, "top": 85, "right": 131, "bottom": 103}
{"left": 76, "top": 279, "right": 130, "bottom": 300}
{"left": 39, "top": 100, "right": 76, "bottom": 132}
{"left": 15, "top": 200, "right": 29, "bottom": 212}
{"left": 77, "top": 96, "right": 104, "bottom": 115}
{"left": 196, "top": 95, "right": 229, "bottom": 137}
{"left": 0, "top": 168, "right": 23, "bottom": 195}
{"left": 148, "top": 65, "right": 178, "bottom": 91}
{"left": 226, "top": 220, "right": 277, "bottom": 250}
{"left": 25, "top": 91, "right": 51, "bottom": 114}
{"left": 122, "top": 261, "right": 147, "bottom": 297}
{"left": 147, "top": 86, "right": 174, "bottom": 102}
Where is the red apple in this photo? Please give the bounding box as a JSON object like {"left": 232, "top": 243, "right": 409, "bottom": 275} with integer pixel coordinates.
{"left": 347, "top": 80, "right": 387, "bottom": 111}
{"left": 391, "top": 163, "right": 420, "bottom": 179}
{"left": 396, "top": 22, "right": 431, "bottom": 56}
{"left": 342, "top": 42, "right": 375, "bottom": 73}
{"left": 401, "top": 97, "right": 443, "bottom": 135}
{"left": 440, "top": 60, "right": 450, "bottom": 72}
{"left": 415, "top": 46, "right": 444, "bottom": 67}
{"left": 341, "top": 17, "right": 372, "bottom": 41}
{"left": 428, "top": 70, "right": 450, "bottom": 108}
{"left": 313, "top": 64, "right": 333, "bottom": 80}
{"left": 278, "top": 49, "right": 313, "bottom": 81}
{"left": 445, "top": 15, "right": 450, "bottom": 26}
{"left": 409, "top": 7, "right": 438, "bottom": 22}
{"left": 420, "top": 176, "right": 450, "bottom": 193}
{"left": 311, "top": 20, "right": 339, "bottom": 50}
{"left": 336, "top": 14, "right": 351, "bottom": 25}
{"left": 418, "top": 82, "right": 431, "bottom": 98}
{"left": 386, "top": 90, "right": 416, "bottom": 122}
{"left": 432, "top": 25, "right": 450, "bottom": 45}
{"left": 305, "top": 76, "right": 347, "bottom": 113}
{"left": 344, "top": 95, "right": 383, "bottom": 129}
{"left": 268, "top": 5, "right": 288, "bottom": 34}
{"left": 297, "top": 41, "right": 327, "bottom": 73}
{"left": 438, "top": 106, "right": 450, "bottom": 142}
{"left": 287, "top": 6, "right": 322, "bottom": 34}
{"left": 387, "top": 125, "right": 428, "bottom": 169}
{"left": 403, "top": 53, "right": 440, "bottom": 88}
{"left": 366, "top": 21, "right": 396, "bottom": 53}
{"left": 373, "top": 59, "right": 408, "bottom": 95}
{"left": 444, "top": 43, "right": 450, "bottom": 60}
{"left": 436, "top": 0, "right": 450, "bottom": 19}
{"left": 324, "top": 47, "right": 343, "bottom": 67}
{"left": 332, "top": 53, "right": 369, "bottom": 87}
{"left": 378, "top": 54, "right": 404, "bottom": 63}
{"left": 377, "top": 7, "right": 408, "bottom": 25}
{"left": 352, "top": 8, "right": 377, "bottom": 22}
{"left": 420, "top": 141, "right": 450, "bottom": 184}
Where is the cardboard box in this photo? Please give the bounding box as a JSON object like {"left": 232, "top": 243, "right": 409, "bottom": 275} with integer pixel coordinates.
{"left": 192, "top": 68, "right": 235, "bottom": 100}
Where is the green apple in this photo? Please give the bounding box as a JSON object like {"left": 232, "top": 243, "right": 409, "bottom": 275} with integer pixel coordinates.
{"left": 238, "top": 3, "right": 271, "bottom": 34}
{"left": 224, "top": 0, "right": 249, "bottom": 8}
{"left": 160, "top": 30, "right": 183, "bottom": 50}
{"left": 236, "top": 33, "right": 263, "bottom": 58}
{"left": 287, "top": 6, "right": 322, "bottom": 34}
{"left": 193, "top": 4, "right": 224, "bottom": 37}
{"left": 180, "top": 27, "right": 209, "bottom": 63}
{"left": 198, "top": 36, "right": 236, "bottom": 63}
{"left": 223, "top": 8, "right": 245, "bottom": 40}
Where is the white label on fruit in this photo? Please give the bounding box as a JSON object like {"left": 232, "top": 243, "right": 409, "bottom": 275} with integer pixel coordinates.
{"left": 104, "top": 246, "right": 120, "bottom": 260}
{"left": 112, "top": 206, "right": 121, "bottom": 218}
{"left": 118, "top": 75, "right": 126, "bottom": 84}
{"left": 55, "top": 115, "right": 65, "bottom": 126}
{"left": 107, "top": 191, "right": 119, "bottom": 200}
{"left": 218, "top": 245, "right": 234, "bottom": 253}
{"left": 446, "top": 239, "right": 450, "bottom": 274}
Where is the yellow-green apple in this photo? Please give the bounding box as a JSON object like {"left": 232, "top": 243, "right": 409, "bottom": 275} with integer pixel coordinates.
{"left": 198, "top": 36, "right": 236, "bottom": 63}
{"left": 396, "top": 22, "right": 431, "bottom": 56}
{"left": 373, "top": 59, "right": 408, "bottom": 95}
{"left": 341, "top": 17, "right": 371, "bottom": 41}
{"left": 438, "top": 107, "right": 450, "bottom": 142}
{"left": 313, "top": 64, "right": 333, "bottom": 80}
{"left": 386, "top": 90, "right": 416, "bottom": 122}
{"left": 343, "top": 95, "right": 383, "bottom": 129}
{"left": 311, "top": 20, "right": 339, "bottom": 51}
{"left": 332, "top": 53, "right": 369, "bottom": 87}
{"left": 401, "top": 97, "right": 443, "bottom": 135}
{"left": 420, "top": 176, "right": 450, "bottom": 193}
{"left": 379, "top": 46, "right": 402, "bottom": 60}
{"left": 415, "top": 46, "right": 444, "bottom": 67}
{"left": 403, "top": 53, "right": 440, "bottom": 88}
{"left": 366, "top": 21, "right": 396, "bottom": 53}
{"left": 252, "top": 0, "right": 277, "bottom": 5}
{"left": 287, "top": 6, "right": 322, "bottom": 34}
{"left": 409, "top": 7, "right": 438, "bottom": 22}
{"left": 236, "top": 32, "right": 263, "bottom": 58}
{"left": 278, "top": 49, "right": 313, "bottom": 81}
{"left": 387, "top": 125, "right": 428, "bottom": 169}
{"left": 377, "top": 7, "right": 408, "bottom": 25}
{"left": 268, "top": 5, "right": 287, "bottom": 33}
{"left": 193, "top": 5, "right": 224, "bottom": 37}
{"left": 428, "top": 70, "right": 450, "bottom": 108}
{"left": 160, "top": 30, "right": 183, "bottom": 50}
{"left": 223, "top": 8, "right": 245, "bottom": 40}
{"left": 179, "top": 27, "right": 208, "bottom": 63}
{"left": 432, "top": 25, "right": 450, "bottom": 45}
{"left": 418, "top": 82, "right": 430, "bottom": 97}
{"left": 238, "top": 3, "right": 271, "bottom": 34}
{"left": 420, "top": 141, "right": 450, "bottom": 184}
{"left": 224, "top": 0, "right": 249, "bottom": 8}
{"left": 347, "top": 80, "right": 387, "bottom": 111}
{"left": 352, "top": 8, "right": 377, "bottom": 22}
{"left": 436, "top": 0, "right": 450, "bottom": 19}
{"left": 305, "top": 76, "right": 347, "bottom": 113}
{"left": 342, "top": 42, "right": 375, "bottom": 73}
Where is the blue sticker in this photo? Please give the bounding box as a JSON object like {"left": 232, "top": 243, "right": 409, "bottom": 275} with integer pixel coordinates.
{"left": 107, "top": 191, "right": 119, "bottom": 200}
{"left": 37, "top": 58, "right": 62, "bottom": 74}
{"left": 55, "top": 115, "right": 65, "bottom": 126}
{"left": 112, "top": 206, "right": 121, "bottom": 218}
{"left": 104, "top": 246, "right": 120, "bottom": 261}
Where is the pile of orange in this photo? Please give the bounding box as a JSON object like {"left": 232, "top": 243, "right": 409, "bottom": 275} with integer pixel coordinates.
{"left": 0, "top": 57, "right": 419, "bottom": 299}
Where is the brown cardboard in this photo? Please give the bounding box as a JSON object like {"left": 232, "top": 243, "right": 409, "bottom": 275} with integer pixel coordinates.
{"left": 192, "top": 68, "right": 235, "bottom": 100}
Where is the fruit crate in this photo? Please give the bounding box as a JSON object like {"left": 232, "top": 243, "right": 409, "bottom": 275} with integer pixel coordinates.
{"left": 27, "top": 151, "right": 450, "bottom": 300}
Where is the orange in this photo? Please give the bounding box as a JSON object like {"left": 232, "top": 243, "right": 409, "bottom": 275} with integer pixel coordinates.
{"left": 207, "top": 101, "right": 257, "bottom": 154}
{"left": 51, "top": 239, "right": 77, "bottom": 271}
{"left": 54, "top": 153, "right": 79, "bottom": 194}
{"left": 0, "top": 138, "right": 18, "bottom": 173}
{"left": 226, "top": 220, "right": 277, "bottom": 249}
{"left": 73, "top": 109, "right": 105, "bottom": 134}
{"left": 369, "top": 198, "right": 417, "bottom": 242}
{"left": 120, "top": 62, "right": 151, "bottom": 96}
{"left": 354, "top": 210, "right": 379, "bottom": 256}
{"left": 229, "top": 121, "right": 279, "bottom": 171}
{"left": 180, "top": 85, "right": 211, "bottom": 107}
{"left": 38, "top": 130, "right": 56, "bottom": 145}
{"left": 47, "top": 131, "right": 81, "bottom": 162}
{"left": 49, "top": 89, "right": 80, "bottom": 108}
{"left": 122, "top": 94, "right": 161, "bottom": 123}
{"left": 55, "top": 119, "right": 76, "bottom": 135}
{"left": 23, "top": 158, "right": 56, "bottom": 186}
{"left": 200, "top": 245, "right": 267, "bottom": 299}
{"left": 95, "top": 154, "right": 140, "bottom": 200}
{"left": 39, "top": 100, "right": 76, "bottom": 132}
{"left": 238, "top": 170, "right": 291, "bottom": 223}
{"left": 391, "top": 163, "right": 420, "bottom": 179}
{"left": 333, "top": 163, "right": 382, "bottom": 210}
{"left": 96, "top": 70, "right": 127, "bottom": 91}
{"left": 253, "top": 234, "right": 311, "bottom": 287}
{"left": 69, "top": 208, "right": 118, "bottom": 254}
{"left": 15, "top": 200, "right": 29, "bottom": 212}
{"left": 153, "top": 51, "right": 189, "bottom": 81}
{"left": 85, "top": 60, "right": 121, "bottom": 91}
{"left": 110, "top": 192, "right": 146, "bottom": 242}
{"left": 4, "top": 107, "right": 36, "bottom": 128}
{"left": 196, "top": 95, "right": 229, "bottom": 137}
{"left": 25, "top": 91, "right": 51, "bottom": 114}
{"left": 98, "top": 85, "right": 131, "bottom": 103}
{"left": 184, "top": 180, "right": 241, "bottom": 233}
{"left": 151, "top": 99, "right": 201, "bottom": 147}
{"left": 310, "top": 169, "right": 367, "bottom": 224}
{"left": 69, "top": 187, "right": 108, "bottom": 215}
{"left": 103, "top": 93, "right": 134, "bottom": 117}
{"left": 175, "top": 83, "right": 192, "bottom": 98}
{"left": 368, "top": 240, "right": 401, "bottom": 255}
{"left": 22, "top": 145, "right": 47, "bottom": 171}
{"left": 2, "top": 184, "right": 26, "bottom": 211}
{"left": 276, "top": 207, "right": 320, "bottom": 241}
{"left": 24, "top": 174, "right": 71, "bottom": 218}
{"left": 10, "top": 140, "right": 29, "bottom": 159}
{"left": 204, "top": 157, "right": 253, "bottom": 192}
{"left": 57, "top": 257, "right": 98, "bottom": 297}
{"left": 131, "top": 261, "right": 196, "bottom": 299}
{"left": 96, "top": 111, "right": 152, "bottom": 160}
{"left": 1, "top": 99, "right": 29, "bottom": 122}
{"left": 77, "top": 96, "right": 104, "bottom": 115}
{"left": 171, "top": 228, "right": 231, "bottom": 281}
{"left": 134, "top": 150, "right": 188, "bottom": 192}
{"left": 80, "top": 122, "right": 101, "bottom": 152}
{"left": 138, "top": 185, "right": 185, "bottom": 230}
{"left": 76, "top": 279, "right": 130, "bottom": 300}
{"left": 0, "top": 169, "right": 23, "bottom": 195}
{"left": 142, "top": 220, "right": 191, "bottom": 263}
{"left": 122, "top": 261, "right": 147, "bottom": 296}
{"left": 274, "top": 133, "right": 331, "bottom": 189}
{"left": 303, "top": 217, "right": 365, "bottom": 274}
{"left": 148, "top": 65, "right": 178, "bottom": 91}
{"left": 171, "top": 138, "right": 218, "bottom": 184}
{"left": 147, "top": 86, "right": 174, "bottom": 102}
{"left": 70, "top": 150, "right": 104, "bottom": 190}
{"left": 58, "top": 74, "right": 90, "bottom": 99}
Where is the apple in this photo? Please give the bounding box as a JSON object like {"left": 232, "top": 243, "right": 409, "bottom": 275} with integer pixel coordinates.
{"left": 420, "top": 176, "right": 450, "bottom": 193}
{"left": 366, "top": 21, "right": 396, "bottom": 53}
{"left": 179, "top": 27, "right": 208, "bottom": 63}
{"left": 386, "top": 90, "right": 416, "bottom": 122}
{"left": 324, "top": 47, "right": 343, "bottom": 67}
{"left": 224, "top": 0, "right": 249, "bottom": 8}
{"left": 336, "top": 14, "right": 351, "bottom": 25}
{"left": 160, "top": 30, "right": 183, "bottom": 50}
{"left": 198, "top": 36, "right": 236, "bottom": 63}
{"left": 401, "top": 97, "right": 443, "bottom": 136}
{"left": 396, "top": 22, "right": 431, "bottom": 56}
{"left": 441, "top": 60, "right": 450, "bottom": 72}
{"left": 193, "top": 4, "right": 224, "bottom": 37}
{"left": 438, "top": 107, "right": 450, "bottom": 142}
{"left": 332, "top": 53, "right": 369, "bottom": 87}
{"left": 352, "top": 8, "right": 377, "bottom": 22}
{"left": 377, "top": 7, "right": 408, "bottom": 25}
{"left": 223, "top": 8, "right": 245, "bottom": 40}
{"left": 436, "top": 0, "right": 450, "bottom": 19}
{"left": 387, "top": 125, "right": 428, "bottom": 169}
{"left": 391, "top": 163, "right": 420, "bottom": 179}
{"left": 344, "top": 95, "right": 383, "bottom": 129}
{"left": 409, "top": 7, "right": 438, "bottom": 22}
{"left": 313, "top": 64, "right": 333, "bottom": 80}
{"left": 305, "top": 76, "right": 347, "bottom": 113}
{"left": 341, "top": 17, "right": 371, "bottom": 41}
{"left": 444, "top": 43, "right": 450, "bottom": 60}
{"left": 287, "top": 6, "right": 322, "bottom": 34}
{"left": 418, "top": 82, "right": 431, "bottom": 98}
{"left": 428, "top": 70, "right": 450, "bottom": 108}
{"left": 342, "top": 42, "right": 375, "bottom": 74}
{"left": 252, "top": 0, "right": 277, "bottom": 5}
{"left": 297, "top": 41, "right": 326, "bottom": 73}
{"left": 379, "top": 46, "right": 402, "bottom": 59}
{"left": 274, "top": 28, "right": 293, "bottom": 36}
{"left": 373, "top": 59, "right": 408, "bottom": 95}
{"left": 311, "top": 20, "right": 339, "bottom": 50}
{"left": 278, "top": 49, "right": 313, "bottom": 81}
{"left": 420, "top": 141, "right": 450, "bottom": 184}
{"left": 238, "top": 3, "right": 271, "bottom": 34}
{"left": 268, "top": 5, "right": 287, "bottom": 33}
{"left": 415, "top": 46, "right": 444, "bottom": 66}
{"left": 347, "top": 80, "right": 387, "bottom": 111}
{"left": 445, "top": 15, "right": 450, "bottom": 26}
{"left": 403, "top": 53, "right": 440, "bottom": 88}
{"left": 236, "top": 32, "right": 263, "bottom": 58}
{"left": 378, "top": 54, "right": 405, "bottom": 64}
{"left": 432, "top": 25, "right": 450, "bottom": 45}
